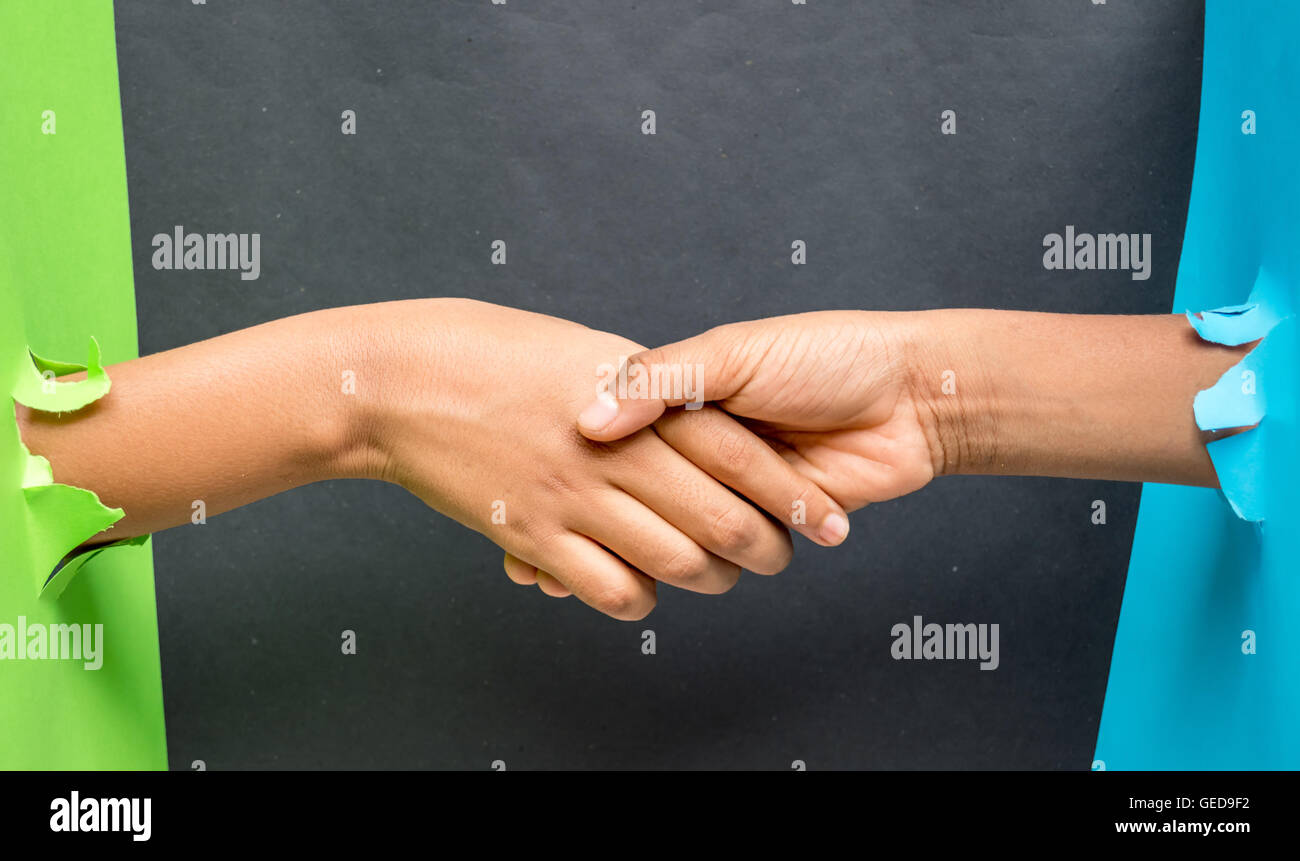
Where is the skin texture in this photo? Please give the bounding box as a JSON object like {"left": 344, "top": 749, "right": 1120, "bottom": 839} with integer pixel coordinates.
{"left": 15, "top": 299, "right": 849, "bottom": 620}
{"left": 577, "top": 310, "right": 1256, "bottom": 511}
{"left": 18, "top": 303, "right": 1249, "bottom": 619}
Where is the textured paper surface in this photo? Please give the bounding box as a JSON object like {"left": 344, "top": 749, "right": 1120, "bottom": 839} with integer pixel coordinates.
{"left": 1094, "top": 0, "right": 1299, "bottom": 769}
{"left": 115, "top": 0, "right": 1203, "bottom": 768}
{"left": 0, "top": 0, "right": 168, "bottom": 769}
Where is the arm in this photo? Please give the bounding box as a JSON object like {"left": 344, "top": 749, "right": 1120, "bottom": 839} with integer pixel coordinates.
{"left": 17, "top": 303, "right": 378, "bottom": 540}
{"left": 909, "top": 310, "right": 1242, "bottom": 486}
{"left": 575, "top": 310, "right": 1253, "bottom": 510}
{"left": 17, "top": 299, "right": 850, "bottom": 618}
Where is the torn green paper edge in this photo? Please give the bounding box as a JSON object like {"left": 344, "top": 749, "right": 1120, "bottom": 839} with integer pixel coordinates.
{"left": 10, "top": 333, "right": 134, "bottom": 598}
{"left": 16, "top": 337, "right": 111, "bottom": 412}
{"left": 0, "top": 0, "right": 167, "bottom": 769}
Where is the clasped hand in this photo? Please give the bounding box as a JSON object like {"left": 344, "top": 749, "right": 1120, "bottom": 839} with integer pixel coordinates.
{"left": 374, "top": 303, "right": 940, "bottom": 620}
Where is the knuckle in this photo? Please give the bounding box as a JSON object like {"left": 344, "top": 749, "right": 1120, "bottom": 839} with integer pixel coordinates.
{"left": 508, "top": 509, "right": 557, "bottom": 546}
{"left": 709, "top": 505, "right": 757, "bottom": 553}
{"left": 538, "top": 466, "right": 584, "bottom": 499}
{"left": 658, "top": 543, "right": 711, "bottom": 585}
{"left": 711, "top": 427, "right": 756, "bottom": 476}
{"left": 628, "top": 349, "right": 665, "bottom": 379}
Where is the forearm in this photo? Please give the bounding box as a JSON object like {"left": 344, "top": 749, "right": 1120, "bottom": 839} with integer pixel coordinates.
{"left": 904, "top": 310, "right": 1252, "bottom": 487}
{"left": 15, "top": 304, "right": 387, "bottom": 543}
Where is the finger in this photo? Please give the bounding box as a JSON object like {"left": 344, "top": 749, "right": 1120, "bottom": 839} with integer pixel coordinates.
{"left": 577, "top": 490, "right": 742, "bottom": 595}
{"left": 534, "top": 570, "right": 571, "bottom": 598}
{"left": 504, "top": 551, "right": 572, "bottom": 596}
{"left": 577, "top": 327, "right": 748, "bottom": 442}
{"left": 607, "top": 432, "right": 794, "bottom": 574}
{"left": 503, "top": 552, "right": 538, "bottom": 585}
{"left": 653, "top": 406, "right": 851, "bottom": 547}
{"left": 527, "top": 532, "right": 658, "bottom": 621}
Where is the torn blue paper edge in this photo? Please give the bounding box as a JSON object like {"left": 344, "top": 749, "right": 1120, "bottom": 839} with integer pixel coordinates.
{"left": 1188, "top": 268, "right": 1293, "bottom": 521}
{"left": 1092, "top": 0, "right": 1299, "bottom": 770}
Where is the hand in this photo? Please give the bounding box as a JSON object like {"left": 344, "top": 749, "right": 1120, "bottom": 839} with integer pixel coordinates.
{"left": 356, "top": 299, "right": 848, "bottom": 618}
{"left": 574, "top": 311, "right": 940, "bottom": 512}
{"left": 18, "top": 297, "right": 848, "bottom": 620}
{"left": 576, "top": 309, "right": 1248, "bottom": 502}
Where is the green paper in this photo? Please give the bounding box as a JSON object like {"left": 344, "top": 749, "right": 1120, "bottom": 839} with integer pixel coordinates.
{"left": 0, "top": 0, "right": 167, "bottom": 769}
{"left": 13, "top": 337, "right": 112, "bottom": 413}
{"left": 15, "top": 336, "right": 130, "bottom": 596}
{"left": 43, "top": 535, "right": 152, "bottom": 603}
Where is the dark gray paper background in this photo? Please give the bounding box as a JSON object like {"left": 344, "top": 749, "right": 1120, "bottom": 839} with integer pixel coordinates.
{"left": 113, "top": 0, "right": 1203, "bottom": 769}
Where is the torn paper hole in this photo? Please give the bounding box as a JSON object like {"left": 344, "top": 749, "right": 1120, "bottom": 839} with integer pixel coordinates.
{"left": 7, "top": 336, "right": 135, "bottom": 597}
{"left": 1187, "top": 268, "right": 1294, "bottom": 522}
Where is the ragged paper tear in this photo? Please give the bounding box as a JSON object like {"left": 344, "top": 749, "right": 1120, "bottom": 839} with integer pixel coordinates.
{"left": 7, "top": 336, "right": 131, "bottom": 597}
{"left": 12, "top": 337, "right": 111, "bottom": 411}
{"left": 1187, "top": 268, "right": 1295, "bottom": 522}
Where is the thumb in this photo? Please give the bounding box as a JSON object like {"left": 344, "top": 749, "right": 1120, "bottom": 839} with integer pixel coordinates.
{"left": 577, "top": 330, "right": 742, "bottom": 442}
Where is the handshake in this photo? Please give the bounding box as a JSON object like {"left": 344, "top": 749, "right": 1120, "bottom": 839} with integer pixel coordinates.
{"left": 20, "top": 298, "right": 1245, "bottom": 619}
{"left": 338, "top": 299, "right": 1240, "bottom": 619}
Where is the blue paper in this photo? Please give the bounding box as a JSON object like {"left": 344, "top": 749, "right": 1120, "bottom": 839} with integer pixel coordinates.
{"left": 1093, "top": 0, "right": 1299, "bottom": 770}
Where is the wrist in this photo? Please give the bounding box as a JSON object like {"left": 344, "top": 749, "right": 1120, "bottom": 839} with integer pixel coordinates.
{"left": 311, "top": 303, "right": 409, "bottom": 484}
{"left": 898, "top": 309, "right": 1000, "bottom": 478}
{"left": 902, "top": 310, "right": 1244, "bottom": 486}
{"left": 326, "top": 297, "right": 477, "bottom": 485}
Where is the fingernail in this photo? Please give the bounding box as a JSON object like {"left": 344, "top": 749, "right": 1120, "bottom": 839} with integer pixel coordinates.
{"left": 818, "top": 513, "right": 850, "bottom": 546}
{"left": 578, "top": 390, "right": 620, "bottom": 432}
